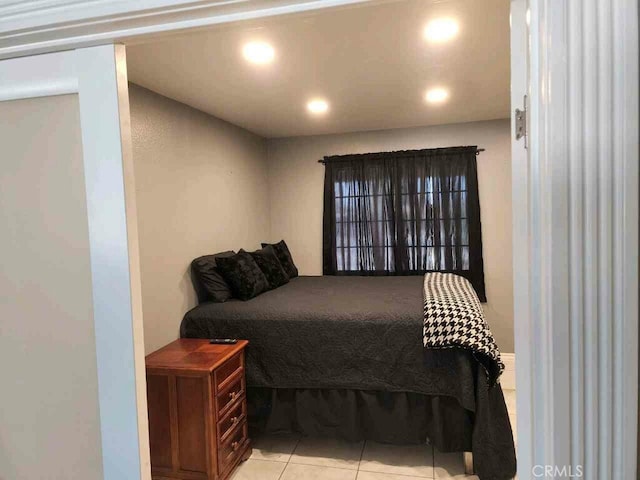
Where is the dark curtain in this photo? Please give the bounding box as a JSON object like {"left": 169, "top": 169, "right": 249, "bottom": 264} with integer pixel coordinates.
{"left": 322, "top": 146, "right": 486, "bottom": 301}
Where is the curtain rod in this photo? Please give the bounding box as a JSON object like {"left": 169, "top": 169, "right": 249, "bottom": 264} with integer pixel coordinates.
{"left": 317, "top": 148, "right": 486, "bottom": 164}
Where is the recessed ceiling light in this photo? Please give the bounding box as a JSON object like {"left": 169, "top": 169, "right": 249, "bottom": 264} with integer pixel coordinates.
{"left": 425, "top": 88, "right": 449, "bottom": 104}
{"left": 242, "top": 41, "right": 275, "bottom": 65}
{"left": 307, "top": 99, "right": 329, "bottom": 114}
{"left": 424, "top": 18, "right": 459, "bottom": 43}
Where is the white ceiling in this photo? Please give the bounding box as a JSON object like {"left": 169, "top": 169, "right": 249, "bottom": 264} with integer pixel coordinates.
{"left": 126, "top": 0, "right": 510, "bottom": 139}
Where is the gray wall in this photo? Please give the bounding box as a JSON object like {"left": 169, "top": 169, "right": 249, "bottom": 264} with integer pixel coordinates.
{"left": 266, "top": 119, "right": 514, "bottom": 352}
{"left": 129, "top": 85, "right": 271, "bottom": 354}
{"left": 0, "top": 95, "right": 104, "bottom": 480}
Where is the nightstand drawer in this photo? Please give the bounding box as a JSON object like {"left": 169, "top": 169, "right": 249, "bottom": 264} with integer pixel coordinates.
{"left": 216, "top": 373, "right": 244, "bottom": 417}
{"left": 218, "top": 420, "right": 248, "bottom": 476}
{"left": 214, "top": 352, "right": 243, "bottom": 392}
{"left": 218, "top": 399, "right": 246, "bottom": 443}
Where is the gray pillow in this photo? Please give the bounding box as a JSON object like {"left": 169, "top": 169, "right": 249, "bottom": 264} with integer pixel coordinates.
{"left": 216, "top": 250, "right": 269, "bottom": 301}
{"left": 261, "top": 240, "right": 298, "bottom": 278}
{"left": 249, "top": 245, "right": 289, "bottom": 290}
{"left": 190, "top": 251, "right": 235, "bottom": 303}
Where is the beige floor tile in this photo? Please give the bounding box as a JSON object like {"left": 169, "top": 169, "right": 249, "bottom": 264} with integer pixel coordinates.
{"left": 250, "top": 432, "right": 301, "bottom": 462}
{"left": 359, "top": 441, "right": 434, "bottom": 478}
{"left": 289, "top": 437, "right": 364, "bottom": 470}
{"left": 280, "top": 463, "right": 357, "bottom": 480}
{"left": 504, "top": 389, "right": 517, "bottom": 416}
{"left": 357, "top": 471, "right": 439, "bottom": 480}
{"left": 229, "top": 459, "right": 286, "bottom": 480}
{"left": 437, "top": 477, "right": 479, "bottom": 480}
{"left": 433, "top": 449, "right": 467, "bottom": 478}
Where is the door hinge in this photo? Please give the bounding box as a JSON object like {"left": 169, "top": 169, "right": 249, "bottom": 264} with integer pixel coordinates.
{"left": 515, "top": 95, "right": 527, "bottom": 148}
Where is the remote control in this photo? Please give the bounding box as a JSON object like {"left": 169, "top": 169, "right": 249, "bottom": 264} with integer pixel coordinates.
{"left": 210, "top": 338, "right": 238, "bottom": 344}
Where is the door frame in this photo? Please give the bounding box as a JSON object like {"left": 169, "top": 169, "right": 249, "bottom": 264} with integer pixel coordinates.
{"left": 0, "top": 45, "right": 151, "bottom": 480}
{"left": 516, "top": 0, "right": 638, "bottom": 477}
{"left": 1, "top": 1, "right": 638, "bottom": 479}
{"left": 509, "top": 0, "right": 533, "bottom": 477}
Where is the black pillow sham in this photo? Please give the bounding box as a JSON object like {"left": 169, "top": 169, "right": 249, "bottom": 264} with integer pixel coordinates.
{"left": 261, "top": 240, "right": 298, "bottom": 278}
{"left": 216, "top": 250, "right": 269, "bottom": 301}
{"left": 190, "top": 251, "right": 235, "bottom": 303}
{"left": 249, "top": 245, "right": 289, "bottom": 290}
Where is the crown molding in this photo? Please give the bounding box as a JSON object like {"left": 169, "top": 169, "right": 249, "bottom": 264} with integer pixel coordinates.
{"left": 0, "top": 0, "right": 373, "bottom": 59}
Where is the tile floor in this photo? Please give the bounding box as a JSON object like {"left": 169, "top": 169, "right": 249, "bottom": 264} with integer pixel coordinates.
{"left": 231, "top": 389, "right": 517, "bottom": 480}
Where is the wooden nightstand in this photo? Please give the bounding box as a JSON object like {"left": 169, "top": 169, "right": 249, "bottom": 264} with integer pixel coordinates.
{"left": 145, "top": 339, "right": 251, "bottom": 480}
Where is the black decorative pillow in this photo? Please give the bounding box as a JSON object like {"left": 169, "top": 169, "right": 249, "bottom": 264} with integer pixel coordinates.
{"left": 191, "top": 251, "right": 235, "bottom": 303}
{"left": 216, "top": 251, "right": 269, "bottom": 301}
{"left": 249, "top": 245, "right": 289, "bottom": 290}
{"left": 261, "top": 240, "right": 298, "bottom": 278}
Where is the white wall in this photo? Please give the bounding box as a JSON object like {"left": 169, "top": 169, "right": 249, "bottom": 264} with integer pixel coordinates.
{"left": 129, "top": 84, "right": 271, "bottom": 354}
{"left": 266, "top": 119, "right": 514, "bottom": 352}
{"left": 0, "top": 95, "right": 104, "bottom": 480}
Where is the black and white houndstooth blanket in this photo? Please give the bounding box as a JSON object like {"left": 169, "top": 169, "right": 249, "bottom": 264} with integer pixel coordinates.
{"left": 423, "top": 272, "right": 504, "bottom": 385}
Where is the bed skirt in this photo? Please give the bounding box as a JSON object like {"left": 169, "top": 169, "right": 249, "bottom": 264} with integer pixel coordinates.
{"left": 248, "top": 387, "right": 472, "bottom": 449}
{"left": 247, "top": 386, "right": 516, "bottom": 480}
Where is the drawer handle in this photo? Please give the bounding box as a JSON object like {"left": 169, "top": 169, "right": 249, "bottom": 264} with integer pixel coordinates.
{"left": 229, "top": 391, "right": 241, "bottom": 402}
{"left": 231, "top": 440, "right": 240, "bottom": 452}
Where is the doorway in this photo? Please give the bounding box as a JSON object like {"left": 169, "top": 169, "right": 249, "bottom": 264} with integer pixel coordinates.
{"left": 125, "top": 1, "right": 517, "bottom": 478}
{"left": 0, "top": 1, "right": 637, "bottom": 480}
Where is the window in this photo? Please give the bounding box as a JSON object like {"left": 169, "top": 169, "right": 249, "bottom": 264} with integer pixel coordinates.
{"left": 322, "top": 146, "right": 486, "bottom": 301}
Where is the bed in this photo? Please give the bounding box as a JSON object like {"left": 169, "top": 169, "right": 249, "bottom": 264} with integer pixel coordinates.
{"left": 181, "top": 275, "right": 516, "bottom": 479}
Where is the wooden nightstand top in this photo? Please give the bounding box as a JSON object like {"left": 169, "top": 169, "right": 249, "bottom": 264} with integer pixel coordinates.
{"left": 145, "top": 338, "right": 248, "bottom": 373}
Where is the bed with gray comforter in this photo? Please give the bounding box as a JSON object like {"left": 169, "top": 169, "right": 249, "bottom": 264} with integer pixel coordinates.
{"left": 180, "top": 275, "right": 516, "bottom": 480}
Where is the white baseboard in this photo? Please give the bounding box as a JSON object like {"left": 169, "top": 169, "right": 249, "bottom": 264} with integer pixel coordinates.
{"left": 500, "top": 353, "right": 516, "bottom": 390}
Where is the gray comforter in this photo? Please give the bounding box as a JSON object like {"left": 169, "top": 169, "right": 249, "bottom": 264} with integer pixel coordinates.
{"left": 181, "top": 275, "right": 477, "bottom": 410}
